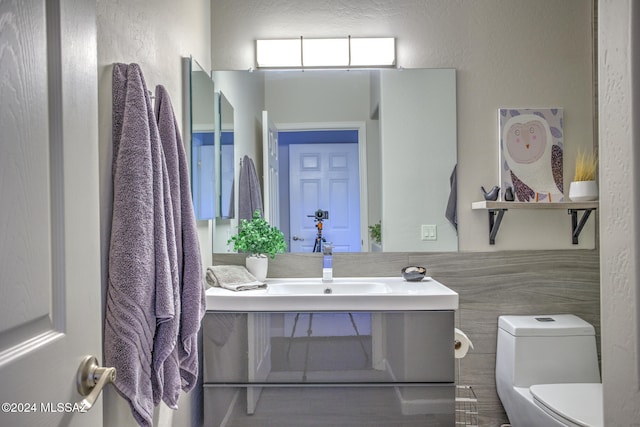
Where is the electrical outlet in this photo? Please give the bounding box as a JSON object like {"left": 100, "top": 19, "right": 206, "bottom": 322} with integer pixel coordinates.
{"left": 421, "top": 224, "right": 437, "bottom": 241}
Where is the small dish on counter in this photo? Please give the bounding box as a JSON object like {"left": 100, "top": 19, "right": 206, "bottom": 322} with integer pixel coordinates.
{"left": 401, "top": 266, "right": 427, "bottom": 282}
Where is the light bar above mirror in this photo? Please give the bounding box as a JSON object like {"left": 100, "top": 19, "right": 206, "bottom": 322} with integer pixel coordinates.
{"left": 256, "top": 37, "right": 396, "bottom": 69}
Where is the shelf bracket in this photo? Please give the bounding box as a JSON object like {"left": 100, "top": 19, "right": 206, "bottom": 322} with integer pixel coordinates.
{"left": 488, "top": 209, "right": 507, "bottom": 245}
{"left": 568, "top": 208, "right": 595, "bottom": 244}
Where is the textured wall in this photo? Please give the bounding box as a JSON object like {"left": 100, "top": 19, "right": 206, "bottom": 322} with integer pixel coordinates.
{"left": 97, "top": 1, "right": 210, "bottom": 426}
{"left": 598, "top": 1, "right": 640, "bottom": 424}
{"left": 214, "top": 250, "right": 600, "bottom": 426}
{"left": 211, "top": 0, "right": 596, "bottom": 251}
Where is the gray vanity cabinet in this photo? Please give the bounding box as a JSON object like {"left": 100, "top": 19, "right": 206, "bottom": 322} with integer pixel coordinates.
{"left": 203, "top": 310, "right": 455, "bottom": 426}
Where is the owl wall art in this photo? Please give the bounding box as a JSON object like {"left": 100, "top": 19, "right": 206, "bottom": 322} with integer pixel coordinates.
{"left": 499, "top": 108, "right": 563, "bottom": 203}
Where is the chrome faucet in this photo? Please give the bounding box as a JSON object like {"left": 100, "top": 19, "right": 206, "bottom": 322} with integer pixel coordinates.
{"left": 322, "top": 241, "right": 333, "bottom": 282}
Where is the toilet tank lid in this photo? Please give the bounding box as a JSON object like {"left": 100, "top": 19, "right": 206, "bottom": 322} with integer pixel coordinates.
{"left": 498, "top": 314, "right": 595, "bottom": 337}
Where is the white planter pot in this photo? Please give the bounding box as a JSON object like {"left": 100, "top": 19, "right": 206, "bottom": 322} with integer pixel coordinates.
{"left": 569, "top": 180, "right": 598, "bottom": 201}
{"left": 246, "top": 255, "right": 268, "bottom": 281}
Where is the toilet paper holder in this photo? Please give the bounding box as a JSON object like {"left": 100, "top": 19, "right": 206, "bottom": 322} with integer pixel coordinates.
{"left": 454, "top": 328, "right": 474, "bottom": 359}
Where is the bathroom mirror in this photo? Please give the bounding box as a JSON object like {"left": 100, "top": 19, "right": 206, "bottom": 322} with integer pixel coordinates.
{"left": 218, "top": 92, "right": 234, "bottom": 219}
{"left": 189, "top": 58, "right": 217, "bottom": 220}
{"left": 206, "top": 68, "right": 458, "bottom": 253}
{"left": 188, "top": 57, "right": 236, "bottom": 220}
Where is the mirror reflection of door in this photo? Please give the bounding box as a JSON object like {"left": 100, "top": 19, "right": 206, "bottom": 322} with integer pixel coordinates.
{"left": 262, "top": 111, "right": 280, "bottom": 226}
{"left": 283, "top": 130, "right": 361, "bottom": 252}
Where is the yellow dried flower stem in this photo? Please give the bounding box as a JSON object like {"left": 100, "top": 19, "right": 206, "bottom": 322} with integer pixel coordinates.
{"left": 574, "top": 150, "right": 597, "bottom": 182}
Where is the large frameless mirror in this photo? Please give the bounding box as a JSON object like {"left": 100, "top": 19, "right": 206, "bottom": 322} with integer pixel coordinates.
{"left": 210, "top": 68, "right": 458, "bottom": 254}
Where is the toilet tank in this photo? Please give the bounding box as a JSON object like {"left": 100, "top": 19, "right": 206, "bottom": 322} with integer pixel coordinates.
{"left": 496, "top": 314, "right": 600, "bottom": 388}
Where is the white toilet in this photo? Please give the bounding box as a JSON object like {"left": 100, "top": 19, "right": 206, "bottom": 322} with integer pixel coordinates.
{"left": 496, "top": 314, "right": 603, "bottom": 427}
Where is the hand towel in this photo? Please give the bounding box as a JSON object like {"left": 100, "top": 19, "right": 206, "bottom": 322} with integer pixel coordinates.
{"left": 106, "top": 63, "right": 176, "bottom": 427}
{"left": 206, "top": 265, "right": 266, "bottom": 291}
{"left": 155, "top": 85, "right": 205, "bottom": 398}
{"left": 238, "top": 155, "right": 263, "bottom": 222}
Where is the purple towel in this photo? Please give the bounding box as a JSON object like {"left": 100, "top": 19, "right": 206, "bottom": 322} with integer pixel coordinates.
{"left": 238, "top": 155, "right": 263, "bottom": 221}
{"left": 106, "top": 63, "right": 177, "bottom": 427}
{"left": 155, "top": 85, "right": 205, "bottom": 399}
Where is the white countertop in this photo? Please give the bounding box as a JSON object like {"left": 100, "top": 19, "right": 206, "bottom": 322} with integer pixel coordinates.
{"left": 205, "top": 276, "right": 458, "bottom": 312}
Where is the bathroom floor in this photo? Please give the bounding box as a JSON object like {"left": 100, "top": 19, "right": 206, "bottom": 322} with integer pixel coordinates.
{"left": 224, "top": 387, "right": 453, "bottom": 427}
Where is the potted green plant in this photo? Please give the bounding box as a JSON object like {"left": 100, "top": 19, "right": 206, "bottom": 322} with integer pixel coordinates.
{"left": 227, "top": 209, "right": 286, "bottom": 280}
{"left": 569, "top": 149, "right": 598, "bottom": 201}
{"left": 368, "top": 221, "right": 382, "bottom": 251}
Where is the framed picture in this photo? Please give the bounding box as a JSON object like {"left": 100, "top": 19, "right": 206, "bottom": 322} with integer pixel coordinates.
{"left": 499, "top": 108, "right": 564, "bottom": 202}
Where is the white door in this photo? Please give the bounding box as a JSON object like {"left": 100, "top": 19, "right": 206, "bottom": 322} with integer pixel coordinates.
{"left": 0, "top": 1, "right": 103, "bottom": 426}
{"left": 262, "top": 111, "right": 280, "bottom": 226}
{"left": 289, "top": 143, "right": 361, "bottom": 252}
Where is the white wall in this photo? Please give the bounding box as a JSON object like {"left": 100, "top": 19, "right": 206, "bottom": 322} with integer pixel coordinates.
{"left": 265, "top": 72, "right": 371, "bottom": 124}
{"left": 211, "top": 0, "right": 595, "bottom": 252}
{"left": 97, "top": 0, "right": 210, "bottom": 426}
{"left": 598, "top": 1, "right": 640, "bottom": 424}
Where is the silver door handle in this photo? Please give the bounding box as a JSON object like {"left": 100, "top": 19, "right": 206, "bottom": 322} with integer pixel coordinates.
{"left": 76, "top": 355, "right": 116, "bottom": 411}
{"left": 292, "top": 235, "right": 304, "bottom": 241}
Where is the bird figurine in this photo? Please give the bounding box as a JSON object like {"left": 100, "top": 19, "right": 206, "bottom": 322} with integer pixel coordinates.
{"left": 504, "top": 186, "right": 515, "bottom": 201}
{"left": 481, "top": 185, "right": 500, "bottom": 201}
{"left": 502, "top": 113, "right": 563, "bottom": 202}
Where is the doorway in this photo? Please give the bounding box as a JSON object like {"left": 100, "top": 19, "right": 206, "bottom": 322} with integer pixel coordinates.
{"left": 277, "top": 124, "right": 367, "bottom": 252}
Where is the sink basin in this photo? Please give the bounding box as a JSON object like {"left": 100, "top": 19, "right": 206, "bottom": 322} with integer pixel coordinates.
{"left": 206, "top": 276, "right": 458, "bottom": 311}
{"left": 267, "top": 281, "right": 391, "bottom": 295}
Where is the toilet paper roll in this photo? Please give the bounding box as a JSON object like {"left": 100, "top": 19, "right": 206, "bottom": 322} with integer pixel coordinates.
{"left": 454, "top": 328, "right": 474, "bottom": 359}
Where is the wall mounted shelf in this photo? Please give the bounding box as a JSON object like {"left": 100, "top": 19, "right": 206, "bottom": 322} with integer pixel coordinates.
{"left": 471, "top": 201, "right": 598, "bottom": 245}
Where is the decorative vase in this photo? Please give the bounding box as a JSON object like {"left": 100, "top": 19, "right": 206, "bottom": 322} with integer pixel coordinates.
{"left": 569, "top": 180, "right": 598, "bottom": 201}
{"left": 245, "top": 254, "right": 268, "bottom": 281}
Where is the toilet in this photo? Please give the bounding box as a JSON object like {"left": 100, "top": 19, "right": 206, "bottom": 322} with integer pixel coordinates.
{"left": 495, "top": 314, "right": 603, "bottom": 427}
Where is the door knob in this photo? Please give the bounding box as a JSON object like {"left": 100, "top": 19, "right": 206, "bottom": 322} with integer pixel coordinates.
{"left": 292, "top": 235, "right": 304, "bottom": 241}
{"left": 76, "top": 355, "right": 116, "bottom": 411}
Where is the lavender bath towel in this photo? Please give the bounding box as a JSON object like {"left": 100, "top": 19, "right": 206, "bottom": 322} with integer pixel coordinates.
{"left": 238, "top": 155, "right": 263, "bottom": 221}
{"left": 155, "top": 85, "right": 205, "bottom": 400}
{"left": 106, "top": 63, "right": 177, "bottom": 427}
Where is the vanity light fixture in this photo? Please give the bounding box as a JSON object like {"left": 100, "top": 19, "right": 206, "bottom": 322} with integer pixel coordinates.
{"left": 256, "top": 37, "right": 396, "bottom": 69}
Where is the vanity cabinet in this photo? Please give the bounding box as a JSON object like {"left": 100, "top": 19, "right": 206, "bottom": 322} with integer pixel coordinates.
{"left": 203, "top": 310, "right": 455, "bottom": 426}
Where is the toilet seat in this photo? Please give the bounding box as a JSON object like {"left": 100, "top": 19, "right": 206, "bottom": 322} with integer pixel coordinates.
{"left": 530, "top": 383, "right": 603, "bottom": 427}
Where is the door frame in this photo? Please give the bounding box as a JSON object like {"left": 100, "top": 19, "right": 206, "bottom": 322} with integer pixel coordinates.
{"left": 276, "top": 121, "right": 369, "bottom": 251}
